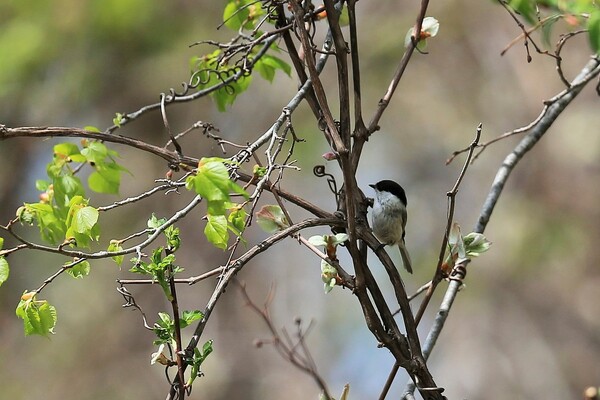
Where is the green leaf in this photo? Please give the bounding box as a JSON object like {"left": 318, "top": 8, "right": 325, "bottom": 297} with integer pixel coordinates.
{"left": 194, "top": 159, "right": 230, "bottom": 201}
{"left": 202, "top": 339, "right": 214, "bottom": 356}
{"left": 254, "top": 59, "right": 275, "bottom": 82}
{"left": 108, "top": 240, "right": 124, "bottom": 266}
{"left": 35, "top": 179, "right": 50, "bottom": 191}
{"left": 588, "top": 10, "right": 600, "bottom": 55}
{"left": 180, "top": 310, "right": 204, "bottom": 328}
{"left": 88, "top": 163, "right": 122, "bottom": 194}
{"left": 223, "top": 0, "right": 250, "bottom": 31}
{"left": 84, "top": 125, "right": 101, "bottom": 133}
{"left": 509, "top": 0, "right": 536, "bottom": 25}
{"left": 0, "top": 257, "right": 9, "bottom": 287}
{"left": 254, "top": 52, "right": 292, "bottom": 82}
{"left": 148, "top": 214, "right": 167, "bottom": 230}
{"left": 0, "top": 237, "right": 3, "bottom": 249}
{"left": 212, "top": 74, "right": 252, "bottom": 111}
{"left": 22, "top": 202, "right": 66, "bottom": 244}
{"left": 71, "top": 206, "right": 99, "bottom": 233}
{"left": 113, "top": 113, "right": 124, "bottom": 127}
{"left": 165, "top": 226, "right": 181, "bottom": 252}
{"left": 223, "top": 0, "right": 262, "bottom": 31}
{"left": 16, "top": 297, "right": 57, "bottom": 337}
{"left": 66, "top": 260, "right": 90, "bottom": 279}
{"left": 53, "top": 142, "right": 80, "bottom": 157}
{"left": 464, "top": 232, "right": 492, "bottom": 257}
{"left": 81, "top": 141, "right": 109, "bottom": 164}
{"left": 53, "top": 175, "right": 85, "bottom": 209}
{"left": 207, "top": 200, "right": 227, "bottom": 216}
{"left": 228, "top": 206, "right": 247, "bottom": 234}
{"left": 321, "top": 259, "right": 338, "bottom": 294}
{"left": 339, "top": 5, "right": 350, "bottom": 26}
{"left": 205, "top": 214, "right": 229, "bottom": 249}
{"left": 261, "top": 54, "right": 292, "bottom": 77}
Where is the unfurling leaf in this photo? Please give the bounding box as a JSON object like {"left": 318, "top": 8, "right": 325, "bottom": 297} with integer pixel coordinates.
{"left": 256, "top": 205, "right": 289, "bottom": 233}
{"left": 463, "top": 232, "right": 492, "bottom": 257}
{"left": 404, "top": 16, "right": 439, "bottom": 50}
{"left": 108, "top": 240, "right": 124, "bottom": 266}
{"left": 16, "top": 294, "right": 57, "bottom": 337}
{"left": 321, "top": 260, "right": 338, "bottom": 294}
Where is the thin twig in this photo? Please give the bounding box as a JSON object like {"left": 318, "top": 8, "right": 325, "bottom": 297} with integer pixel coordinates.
{"left": 414, "top": 124, "right": 482, "bottom": 327}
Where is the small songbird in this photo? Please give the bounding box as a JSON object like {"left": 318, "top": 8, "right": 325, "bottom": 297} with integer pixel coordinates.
{"left": 369, "top": 180, "right": 413, "bottom": 273}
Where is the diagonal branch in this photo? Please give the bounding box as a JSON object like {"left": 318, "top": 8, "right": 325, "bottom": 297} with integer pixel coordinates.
{"left": 401, "top": 55, "right": 600, "bottom": 399}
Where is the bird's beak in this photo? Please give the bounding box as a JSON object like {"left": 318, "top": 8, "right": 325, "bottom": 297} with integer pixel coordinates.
{"left": 369, "top": 184, "right": 376, "bottom": 189}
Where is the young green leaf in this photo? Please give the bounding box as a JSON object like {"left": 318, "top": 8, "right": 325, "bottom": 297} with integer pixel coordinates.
{"left": 228, "top": 206, "right": 247, "bottom": 235}
{"left": 187, "top": 158, "right": 248, "bottom": 206}
{"left": 148, "top": 214, "right": 167, "bottom": 230}
{"left": 81, "top": 141, "right": 108, "bottom": 164}
{"left": 223, "top": 0, "right": 251, "bottom": 30}
{"left": 213, "top": 74, "right": 253, "bottom": 112}
{"left": 108, "top": 240, "right": 124, "bottom": 266}
{"left": 16, "top": 295, "right": 57, "bottom": 337}
{"left": 84, "top": 125, "right": 101, "bottom": 133}
{"left": 113, "top": 113, "right": 125, "bottom": 127}
{"left": 35, "top": 179, "right": 50, "bottom": 191}
{"left": 180, "top": 310, "right": 204, "bottom": 328}
{"left": 193, "top": 159, "right": 231, "bottom": 201}
{"left": 205, "top": 214, "right": 229, "bottom": 249}
{"left": 321, "top": 259, "right": 338, "bottom": 294}
{"left": 71, "top": 206, "right": 99, "bottom": 233}
{"left": 53, "top": 175, "right": 85, "bottom": 208}
{"left": 53, "top": 142, "right": 81, "bottom": 158}
{"left": 88, "top": 163, "right": 122, "bottom": 194}
{"left": 588, "top": 9, "right": 600, "bottom": 55}
{"left": 508, "top": 0, "right": 536, "bottom": 25}
{"left": 165, "top": 225, "right": 181, "bottom": 252}
{"left": 66, "top": 260, "right": 91, "bottom": 279}
{"left": 187, "top": 339, "right": 214, "bottom": 386}
{"left": 0, "top": 257, "right": 9, "bottom": 287}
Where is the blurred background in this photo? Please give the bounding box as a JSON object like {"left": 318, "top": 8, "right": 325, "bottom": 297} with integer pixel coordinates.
{"left": 1, "top": 1, "right": 599, "bottom": 399}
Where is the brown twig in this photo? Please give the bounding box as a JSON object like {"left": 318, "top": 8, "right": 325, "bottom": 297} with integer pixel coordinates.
{"left": 237, "top": 281, "right": 333, "bottom": 399}
{"left": 414, "top": 124, "right": 482, "bottom": 327}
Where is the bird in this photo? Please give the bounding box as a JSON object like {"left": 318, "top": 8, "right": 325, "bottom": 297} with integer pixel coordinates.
{"left": 369, "top": 179, "right": 413, "bottom": 273}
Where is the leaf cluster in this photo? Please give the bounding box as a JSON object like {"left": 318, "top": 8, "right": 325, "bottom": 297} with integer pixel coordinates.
{"left": 16, "top": 141, "right": 127, "bottom": 246}
{"left": 185, "top": 157, "right": 249, "bottom": 249}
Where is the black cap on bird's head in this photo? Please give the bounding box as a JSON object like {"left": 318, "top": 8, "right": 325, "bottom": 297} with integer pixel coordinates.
{"left": 369, "top": 180, "right": 407, "bottom": 206}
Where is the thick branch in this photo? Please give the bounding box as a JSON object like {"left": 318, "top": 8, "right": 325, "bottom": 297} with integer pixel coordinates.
{"left": 0, "top": 126, "right": 198, "bottom": 168}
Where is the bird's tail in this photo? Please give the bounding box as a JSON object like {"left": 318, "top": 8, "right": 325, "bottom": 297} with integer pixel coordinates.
{"left": 398, "top": 241, "right": 413, "bottom": 274}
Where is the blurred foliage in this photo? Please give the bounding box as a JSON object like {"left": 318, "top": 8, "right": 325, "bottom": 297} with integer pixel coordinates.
{"left": 507, "top": 0, "right": 600, "bottom": 53}
{"left": 0, "top": 0, "right": 197, "bottom": 113}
